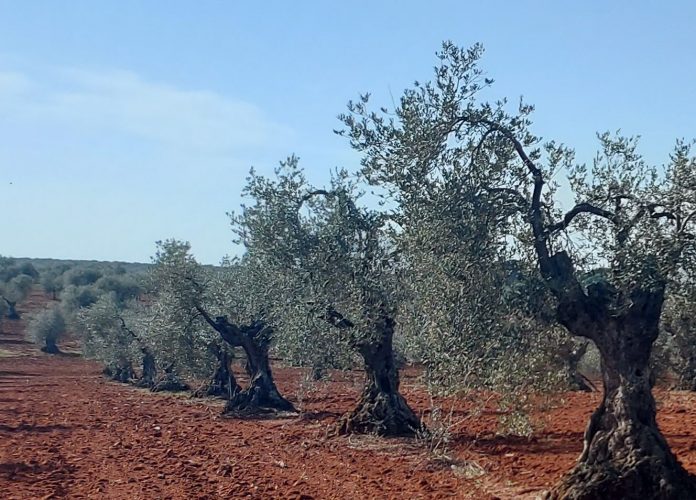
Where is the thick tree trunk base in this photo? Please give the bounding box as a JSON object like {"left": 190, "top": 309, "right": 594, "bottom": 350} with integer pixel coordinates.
{"left": 547, "top": 454, "right": 696, "bottom": 500}
{"left": 547, "top": 408, "right": 696, "bottom": 499}
{"left": 135, "top": 352, "right": 157, "bottom": 389}
{"left": 40, "top": 341, "right": 61, "bottom": 355}
{"left": 334, "top": 388, "right": 422, "bottom": 437}
{"left": 194, "top": 349, "right": 241, "bottom": 398}
{"left": 222, "top": 385, "right": 295, "bottom": 416}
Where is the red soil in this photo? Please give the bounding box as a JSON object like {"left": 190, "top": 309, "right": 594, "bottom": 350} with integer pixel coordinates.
{"left": 1, "top": 289, "right": 695, "bottom": 499}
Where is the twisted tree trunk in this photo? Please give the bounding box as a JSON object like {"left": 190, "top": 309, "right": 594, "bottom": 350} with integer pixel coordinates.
{"left": 545, "top": 264, "right": 696, "bottom": 498}
{"left": 336, "top": 313, "right": 421, "bottom": 437}
{"left": 225, "top": 329, "right": 294, "bottom": 413}
{"left": 199, "top": 346, "right": 240, "bottom": 398}
{"left": 551, "top": 337, "right": 696, "bottom": 497}
{"left": 4, "top": 299, "right": 19, "bottom": 320}
{"left": 136, "top": 349, "right": 157, "bottom": 388}
{"left": 197, "top": 308, "right": 294, "bottom": 414}
{"left": 41, "top": 336, "right": 61, "bottom": 354}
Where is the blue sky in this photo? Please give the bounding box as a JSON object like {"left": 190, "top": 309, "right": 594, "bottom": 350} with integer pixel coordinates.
{"left": 1, "top": 1, "right": 694, "bottom": 264}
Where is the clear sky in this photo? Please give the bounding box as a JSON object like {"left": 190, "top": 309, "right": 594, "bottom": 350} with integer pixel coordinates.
{"left": 1, "top": 1, "right": 694, "bottom": 264}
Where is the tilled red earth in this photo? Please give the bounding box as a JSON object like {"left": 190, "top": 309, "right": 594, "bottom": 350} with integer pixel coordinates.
{"left": 1, "top": 290, "right": 696, "bottom": 499}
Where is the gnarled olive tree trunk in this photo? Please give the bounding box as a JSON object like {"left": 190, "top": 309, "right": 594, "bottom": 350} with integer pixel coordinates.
{"left": 226, "top": 327, "right": 294, "bottom": 413}
{"left": 544, "top": 254, "right": 696, "bottom": 499}
{"left": 135, "top": 348, "right": 157, "bottom": 388}
{"left": 327, "top": 309, "right": 422, "bottom": 437}
{"left": 117, "top": 317, "right": 157, "bottom": 389}
{"left": 197, "top": 308, "right": 294, "bottom": 414}
{"left": 3, "top": 299, "right": 19, "bottom": 320}
{"left": 197, "top": 345, "right": 240, "bottom": 398}
{"left": 40, "top": 336, "right": 61, "bottom": 354}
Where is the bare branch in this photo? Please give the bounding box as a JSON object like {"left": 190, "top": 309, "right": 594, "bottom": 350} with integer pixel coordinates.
{"left": 547, "top": 203, "right": 618, "bottom": 235}
{"left": 300, "top": 189, "right": 334, "bottom": 204}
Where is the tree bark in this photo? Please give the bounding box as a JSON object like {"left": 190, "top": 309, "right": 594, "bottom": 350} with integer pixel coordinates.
{"left": 135, "top": 349, "right": 157, "bottom": 388}
{"left": 198, "top": 346, "right": 241, "bottom": 398}
{"left": 547, "top": 282, "right": 696, "bottom": 499}
{"left": 335, "top": 313, "right": 422, "bottom": 437}
{"left": 40, "top": 336, "right": 61, "bottom": 354}
{"left": 224, "top": 327, "right": 295, "bottom": 413}
{"left": 196, "top": 308, "right": 295, "bottom": 414}
{"left": 563, "top": 341, "right": 593, "bottom": 392}
{"left": 4, "top": 300, "right": 19, "bottom": 320}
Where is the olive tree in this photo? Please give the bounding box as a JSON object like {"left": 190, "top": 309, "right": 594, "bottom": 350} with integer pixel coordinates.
{"left": 77, "top": 294, "right": 158, "bottom": 385}
{"left": 63, "top": 266, "right": 103, "bottom": 287}
{"left": 2, "top": 274, "right": 34, "bottom": 319}
{"left": 149, "top": 240, "right": 289, "bottom": 412}
{"left": 59, "top": 284, "right": 100, "bottom": 326}
{"left": 231, "top": 159, "right": 422, "bottom": 436}
{"left": 40, "top": 267, "right": 66, "bottom": 300}
{"left": 26, "top": 304, "right": 65, "bottom": 354}
{"left": 0, "top": 257, "right": 36, "bottom": 319}
{"left": 339, "top": 42, "right": 696, "bottom": 498}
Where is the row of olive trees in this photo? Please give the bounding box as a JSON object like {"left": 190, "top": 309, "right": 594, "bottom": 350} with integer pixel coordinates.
{"left": 71, "top": 42, "right": 695, "bottom": 499}
{"left": 0, "top": 257, "right": 38, "bottom": 321}
{"left": 21, "top": 261, "right": 145, "bottom": 354}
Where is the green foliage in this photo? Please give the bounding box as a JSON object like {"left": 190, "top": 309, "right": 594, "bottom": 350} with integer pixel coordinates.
{"left": 77, "top": 294, "right": 141, "bottom": 373}
{"left": 230, "top": 158, "right": 397, "bottom": 369}
{"left": 95, "top": 274, "right": 142, "bottom": 303}
{"left": 146, "top": 240, "right": 238, "bottom": 381}
{"left": 60, "top": 284, "right": 100, "bottom": 322}
{"left": 63, "top": 267, "right": 103, "bottom": 287}
{"left": 3, "top": 274, "right": 33, "bottom": 303}
{"left": 40, "top": 268, "right": 66, "bottom": 298}
{"left": 336, "top": 42, "right": 574, "bottom": 395}
{"left": 0, "top": 257, "right": 37, "bottom": 317}
{"left": 26, "top": 305, "right": 65, "bottom": 349}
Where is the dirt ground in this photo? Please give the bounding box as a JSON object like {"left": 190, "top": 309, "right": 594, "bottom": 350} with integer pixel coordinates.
{"left": 1, "top": 290, "right": 695, "bottom": 499}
